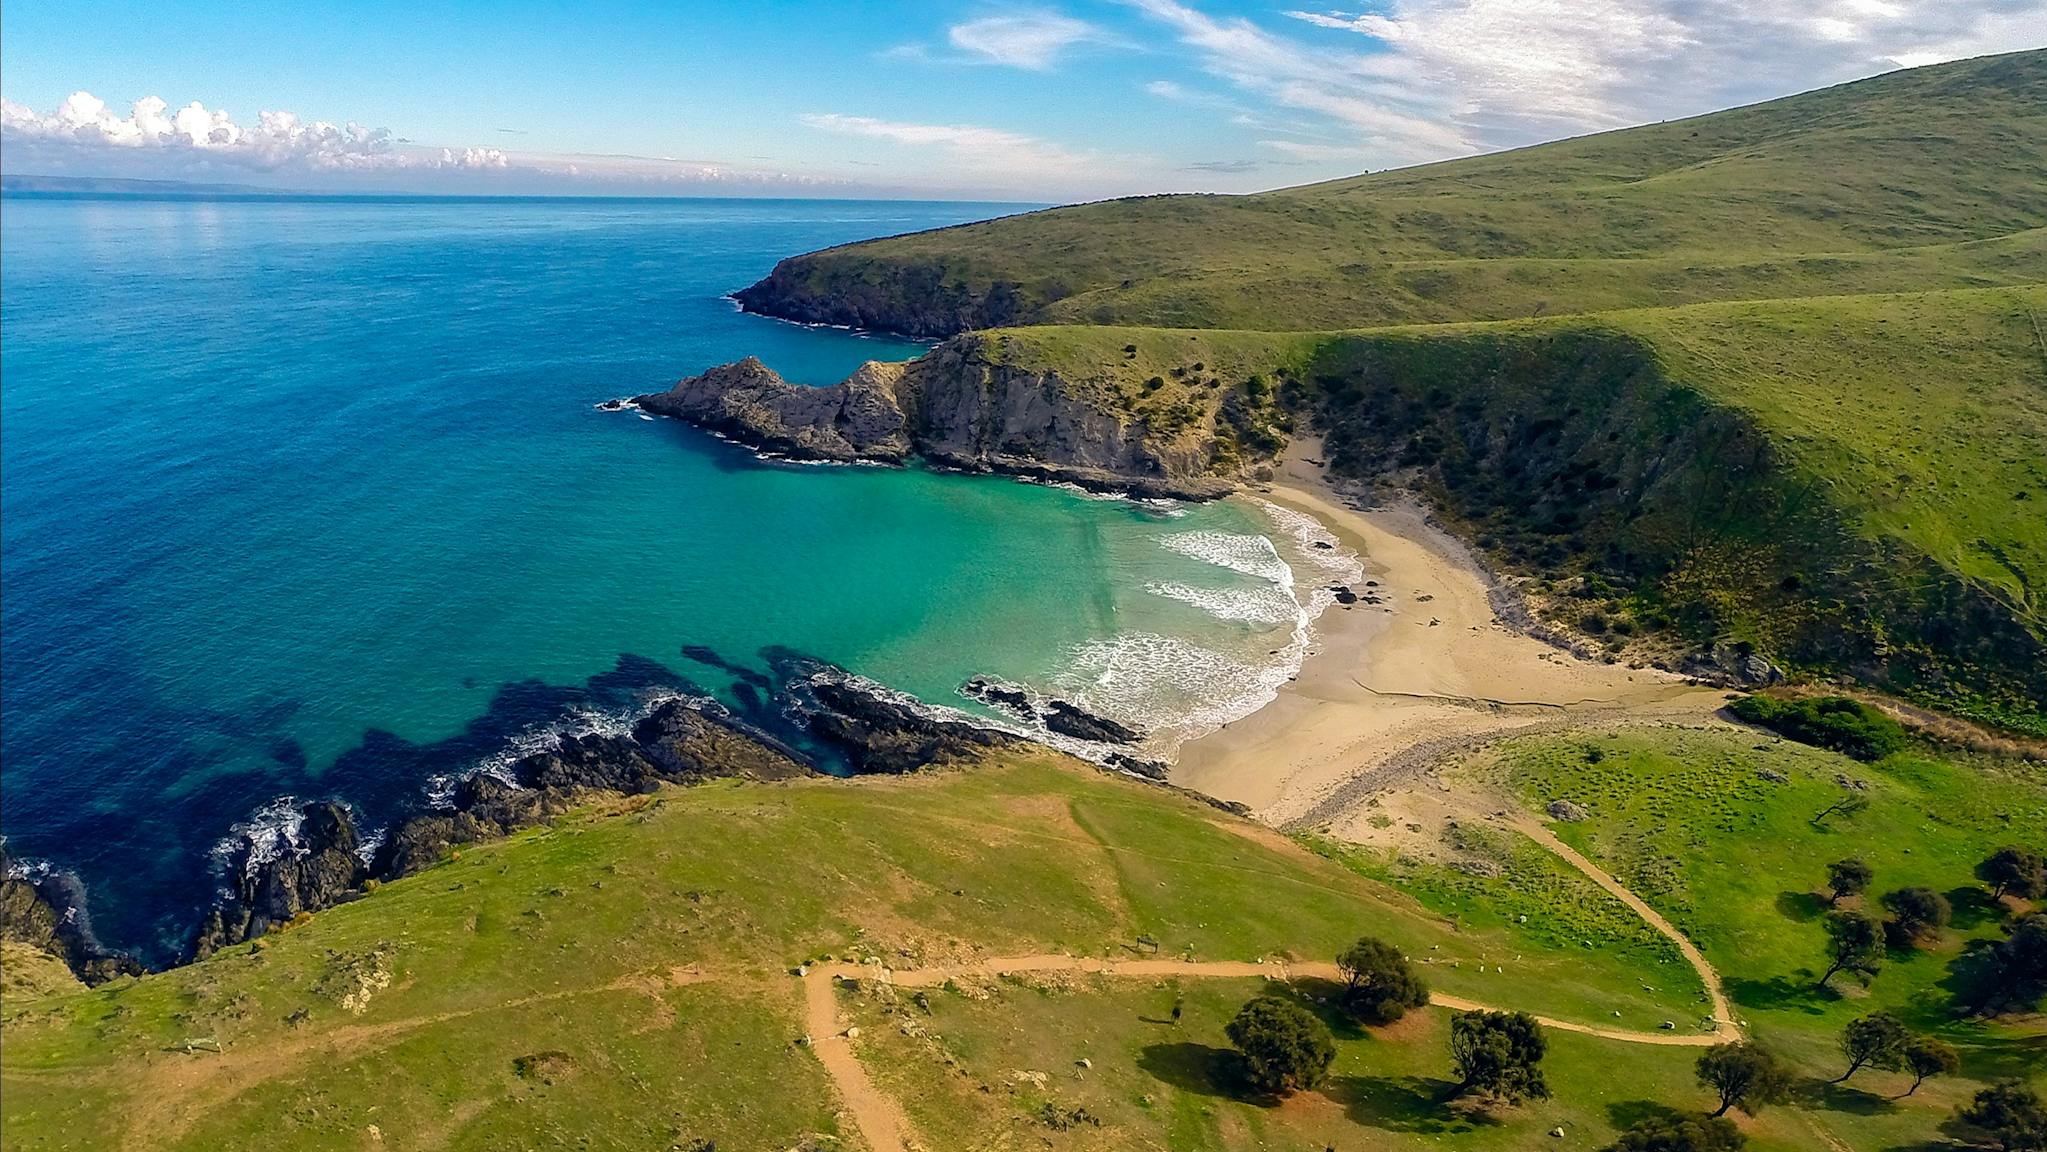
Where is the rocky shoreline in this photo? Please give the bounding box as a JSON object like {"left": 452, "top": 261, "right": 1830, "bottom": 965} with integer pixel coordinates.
{"left": 6, "top": 661, "right": 1170, "bottom": 983}
{"left": 629, "top": 340, "right": 1240, "bottom": 502}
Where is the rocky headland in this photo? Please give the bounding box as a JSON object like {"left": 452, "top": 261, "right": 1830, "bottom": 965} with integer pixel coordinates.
{"left": 632, "top": 336, "right": 1244, "bottom": 500}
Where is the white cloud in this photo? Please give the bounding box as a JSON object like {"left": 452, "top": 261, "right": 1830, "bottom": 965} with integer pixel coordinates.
{"left": 800, "top": 112, "right": 1102, "bottom": 175}
{"left": 1, "top": 91, "right": 507, "bottom": 172}
{"left": 0, "top": 90, "right": 508, "bottom": 174}
{"left": 1273, "top": 0, "right": 2047, "bottom": 146}
{"left": 1125, "top": 0, "right": 1476, "bottom": 162}
{"left": 948, "top": 13, "right": 1103, "bottom": 69}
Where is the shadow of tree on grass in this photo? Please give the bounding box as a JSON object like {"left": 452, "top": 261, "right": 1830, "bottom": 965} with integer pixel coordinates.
{"left": 1137, "top": 1042, "right": 1242, "bottom": 1102}
{"left": 1323, "top": 1074, "right": 1498, "bottom": 1134}
{"left": 1777, "top": 890, "right": 1828, "bottom": 922}
{"left": 1728, "top": 973, "right": 1838, "bottom": 1014}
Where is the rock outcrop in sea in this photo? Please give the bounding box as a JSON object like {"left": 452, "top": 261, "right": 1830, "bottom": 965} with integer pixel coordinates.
{"left": 632, "top": 338, "right": 1240, "bottom": 500}
{"left": 1, "top": 848, "right": 144, "bottom": 984}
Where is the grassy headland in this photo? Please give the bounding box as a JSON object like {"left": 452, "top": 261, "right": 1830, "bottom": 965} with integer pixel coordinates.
{"left": 724, "top": 51, "right": 2047, "bottom": 726}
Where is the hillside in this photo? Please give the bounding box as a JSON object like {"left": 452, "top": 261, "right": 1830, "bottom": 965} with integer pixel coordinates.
{"left": 735, "top": 51, "right": 2047, "bottom": 336}
{"left": 5, "top": 742, "right": 2039, "bottom": 1151}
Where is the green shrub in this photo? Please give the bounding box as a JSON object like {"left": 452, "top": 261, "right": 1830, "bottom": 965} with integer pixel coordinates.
{"left": 1225, "top": 996, "right": 1335, "bottom": 1096}
{"left": 1727, "top": 695, "right": 1906, "bottom": 761}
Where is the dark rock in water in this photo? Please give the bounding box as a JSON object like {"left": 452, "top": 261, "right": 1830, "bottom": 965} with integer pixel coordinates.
{"left": 195, "top": 801, "right": 368, "bottom": 959}
{"left": 1106, "top": 753, "right": 1171, "bottom": 780}
{"left": 375, "top": 698, "right": 811, "bottom": 883}
{"left": 1043, "top": 701, "right": 1145, "bottom": 745}
{"left": 1312, "top": 540, "right": 1334, "bottom": 550}
{"left": 798, "top": 678, "right": 1022, "bottom": 774}
{"left": 595, "top": 398, "right": 628, "bottom": 411}
{"left": 961, "top": 676, "right": 1037, "bottom": 718}
{"left": 1330, "top": 585, "right": 1358, "bottom": 605}
{"left": 1, "top": 847, "right": 145, "bottom": 983}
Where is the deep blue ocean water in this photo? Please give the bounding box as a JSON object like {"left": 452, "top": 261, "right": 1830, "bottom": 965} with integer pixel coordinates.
{"left": 0, "top": 195, "right": 1352, "bottom": 962}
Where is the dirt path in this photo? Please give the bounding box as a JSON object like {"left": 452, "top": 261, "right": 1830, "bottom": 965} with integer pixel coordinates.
{"left": 799, "top": 951, "right": 1738, "bottom": 1152}
{"left": 1506, "top": 816, "right": 1739, "bottom": 1039}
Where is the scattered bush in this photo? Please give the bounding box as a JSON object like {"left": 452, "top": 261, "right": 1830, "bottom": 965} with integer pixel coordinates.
{"left": 1696, "top": 1041, "right": 1792, "bottom": 1118}
{"left": 1818, "top": 909, "right": 1884, "bottom": 987}
{"left": 1335, "top": 936, "right": 1429, "bottom": 1024}
{"left": 1449, "top": 1010, "right": 1550, "bottom": 1104}
{"left": 1978, "top": 846, "right": 2047, "bottom": 901}
{"left": 1880, "top": 886, "right": 1952, "bottom": 947}
{"left": 1836, "top": 1011, "right": 1907, "bottom": 1082}
{"left": 1225, "top": 995, "right": 1335, "bottom": 1096}
{"left": 1826, "top": 858, "right": 1874, "bottom": 905}
{"left": 1727, "top": 695, "right": 1906, "bottom": 761}
{"left": 1604, "top": 1113, "right": 1747, "bottom": 1152}
{"left": 1901, "top": 1034, "right": 1959, "bottom": 1096}
{"left": 1978, "top": 913, "right": 2047, "bottom": 1016}
{"left": 1954, "top": 1079, "right": 2047, "bottom": 1152}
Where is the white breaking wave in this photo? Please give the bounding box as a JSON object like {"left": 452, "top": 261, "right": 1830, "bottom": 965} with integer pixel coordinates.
{"left": 1144, "top": 580, "right": 1301, "bottom": 625}
{"left": 1256, "top": 498, "right": 1366, "bottom": 586}
{"left": 423, "top": 687, "right": 709, "bottom": 807}
{"left": 208, "top": 794, "right": 310, "bottom": 879}
{"left": 1158, "top": 530, "right": 1294, "bottom": 586}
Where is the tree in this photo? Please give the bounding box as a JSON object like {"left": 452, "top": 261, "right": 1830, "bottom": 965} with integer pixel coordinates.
{"left": 1818, "top": 909, "right": 1884, "bottom": 988}
{"left": 1225, "top": 995, "right": 1335, "bottom": 1096}
{"left": 1836, "top": 1011, "right": 1908, "bottom": 1082}
{"left": 1881, "top": 886, "right": 1952, "bottom": 946}
{"left": 1899, "top": 1034, "right": 1959, "bottom": 1097}
{"left": 1981, "top": 914, "right": 2047, "bottom": 1016}
{"left": 1955, "top": 1080, "right": 2047, "bottom": 1152}
{"left": 1826, "top": 858, "right": 1874, "bottom": 905}
{"left": 1449, "top": 1010, "right": 1550, "bottom": 1104}
{"left": 1978, "top": 847, "right": 2047, "bottom": 901}
{"left": 1695, "top": 1041, "right": 1792, "bottom": 1118}
{"left": 1603, "top": 1114, "right": 1747, "bottom": 1152}
{"left": 1335, "top": 936, "right": 1430, "bottom": 1024}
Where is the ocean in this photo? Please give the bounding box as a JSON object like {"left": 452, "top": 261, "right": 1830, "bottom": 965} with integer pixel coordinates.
{"left": 0, "top": 194, "right": 1356, "bottom": 962}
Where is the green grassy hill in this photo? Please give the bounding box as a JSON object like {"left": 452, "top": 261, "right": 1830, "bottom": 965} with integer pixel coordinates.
{"left": 726, "top": 51, "right": 2047, "bottom": 726}
{"left": 6, "top": 748, "right": 2036, "bottom": 1152}
{"left": 970, "top": 284, "right": 2047, "bottom": 728}
{"left": 736, "top": 52, "right": 2046, "bottom": 336}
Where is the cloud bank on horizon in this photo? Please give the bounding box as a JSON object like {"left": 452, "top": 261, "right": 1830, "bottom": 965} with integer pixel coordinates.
{"left": 1, "top": 0, "right": 2040, "bottom": 200}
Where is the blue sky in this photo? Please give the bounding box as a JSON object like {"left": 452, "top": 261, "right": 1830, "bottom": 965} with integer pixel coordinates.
{"left": 3, "top": 0, "right": 2041, "bottom": 200}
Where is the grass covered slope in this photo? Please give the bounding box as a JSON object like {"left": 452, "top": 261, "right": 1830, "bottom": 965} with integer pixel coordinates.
{"left": 737, "top": 51, "right": 2047, "bottom": 336}
{"left": 1454, "top": 724, "right": 2047, "bottom": 1152}
{"left": 1302, "top": 285, "right": 2047, "bottom": 724}
{"left": 982, "top": 285, "right": 2046, "bottom": 724}
{"left": 1, "top": 754, "right": 1715, "bottom": 1152}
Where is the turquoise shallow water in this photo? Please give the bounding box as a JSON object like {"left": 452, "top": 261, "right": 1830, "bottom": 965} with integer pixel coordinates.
{"left": 0, "top": 195, "right": 1354, "bottom": 960}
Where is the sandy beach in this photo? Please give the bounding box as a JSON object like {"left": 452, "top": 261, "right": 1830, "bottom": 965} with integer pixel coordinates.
{"left": 1173, "top": 437, "right": 1726, "bottom": 832}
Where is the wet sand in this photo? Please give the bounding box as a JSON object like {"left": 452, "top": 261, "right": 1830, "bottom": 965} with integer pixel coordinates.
{"left": 1174, "top": 438, "right": 1724, "bottom": 828}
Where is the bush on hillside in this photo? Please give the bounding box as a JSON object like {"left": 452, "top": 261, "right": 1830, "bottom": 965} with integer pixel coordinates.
{"left": 1881, "top": 886, "right": 1952, "bottom": 947}
{"left": 1954, "top": 1080, "right": 2047, "bottom": 1152}
{"left": 1225, "top": 995, "right": 1335, "bottom": 1097}
{"left": 1603, "top": 1113, "right": 1747, "bottom": 1152}
{"left": 1826, "top": 858, "right": 1874, "bottom": 904}
{"left": 1978, "top": 914, "right": 2047, "bottom": 1016}
{"left": 1695, "top": 1041, "right": 1792, "bottom": 1118}
{"left": 1727, "top": 695, "right": 1906, "bottom": 761}
{"left": 1335, "top": 936, "right": 1430, "bottom": 1024}
{"left": 1978, "top": 846, "right": 2047, "bottom": 900}
{"left": 1449, "top": 1010, "right": 1550, "bottom": 1104}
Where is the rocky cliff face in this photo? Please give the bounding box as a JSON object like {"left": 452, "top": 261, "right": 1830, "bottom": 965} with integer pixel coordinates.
{"left": 633, "top": 337, "right": 1238, "bottom": 500}
{"left": 731, "top": 260, "right": 1039, "bottom": 339}
{"left": 1, "top": 848, "right": 144, "bottom": 983}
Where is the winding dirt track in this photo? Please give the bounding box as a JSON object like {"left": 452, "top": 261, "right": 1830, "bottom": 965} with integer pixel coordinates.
{"left": 800, "top": 949, "right": 1738, "bottom": 1152}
